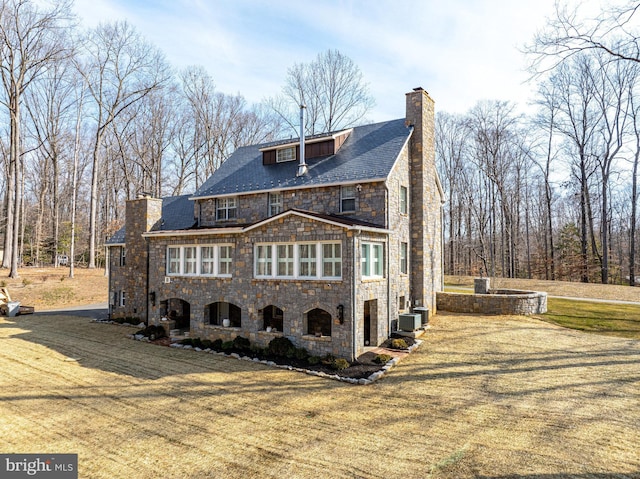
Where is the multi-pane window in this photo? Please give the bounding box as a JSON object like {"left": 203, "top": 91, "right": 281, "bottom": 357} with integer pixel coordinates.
{"left": 167, "top": 245, "right": 233, "bottom": 277}
{"left": 362, "top": 242, "right": 384, "bottom": 278}
{"left": 201, "top": 246, "right": 215, "bottom": 275}
{"left": 299, "top": 244, "right": 317, "bottom": 277}
{"left": 269, "top": 192, "right": 283, "bottom": 215}
{"left": 184, "top": 247, "right": 197, "bottom": 275}
{"left": 119, "top": 290, "right": 126, "bottom": 307}
{"left": 340, "top": 185, "right": 356, "bottom": 212}
{"left": 168, "top": 247, "right": 181, "bottom": 274}
{"left": 276, "top": 146, "right": 296, "bottom": 162}
{"left": 277, "top": 244, "right": 294, "bottom": 277}
{"left": 400, "top": 242, "right": 408, "bottom": 274}
{"left": 322, "top": 243, "right": 341, "bottom": 278}
{"left": 256, "top": 244, "right": 273, "bottom": 276}
{"left": 218, "top": 246, "right": 232, "bottom": 276}
{"left": 216, "top": 197, "right": 237, "bottom": 221}
{"left": 255, "top": 242, "right": 342, "bottom": 279}
{"left": 120, "top": 247, "right": 126, "bottom": 266}
{"left": 400, "top": 186, "right": 408, "bottom": 214}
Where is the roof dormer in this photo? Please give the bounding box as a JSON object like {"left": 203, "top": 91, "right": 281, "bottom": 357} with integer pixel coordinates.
{"left": 261, "top": 129, "right": 352, "bottom": 165}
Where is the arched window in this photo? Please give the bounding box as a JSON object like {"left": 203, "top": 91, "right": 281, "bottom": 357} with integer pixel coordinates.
{"left": 206, "top": 302, "right": 241, "bottom": 328}
{"left": 260, "top": 305, "right": 284, "bottom": 332}
{"left": 306, "top": 308, "right": 332, "bottom": 337}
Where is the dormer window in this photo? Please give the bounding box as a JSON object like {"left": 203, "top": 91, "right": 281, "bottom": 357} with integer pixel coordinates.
{"left": 216, "top": 197, "right": 237, "bottom": 221}
{"left": 276, "top": 146, "right": 296, "bottom": 163}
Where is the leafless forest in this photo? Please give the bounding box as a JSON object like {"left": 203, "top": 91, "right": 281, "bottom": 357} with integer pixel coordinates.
{"left": 1, "top": 0, "right": 639, "bottom": 287}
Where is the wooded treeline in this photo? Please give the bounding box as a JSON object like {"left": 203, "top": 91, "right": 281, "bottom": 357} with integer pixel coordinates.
{"left": 437, "top": 2, "right": 640, "bottom": 285}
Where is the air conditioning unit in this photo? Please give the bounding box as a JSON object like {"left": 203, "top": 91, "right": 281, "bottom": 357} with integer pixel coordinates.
{"left": 398, "top": 313, "right": 421, "bottom": 332}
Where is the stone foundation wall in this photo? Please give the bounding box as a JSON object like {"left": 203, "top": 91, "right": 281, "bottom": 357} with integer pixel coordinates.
{"left": 436, "top": 290, "right": 547, "bottom": 315}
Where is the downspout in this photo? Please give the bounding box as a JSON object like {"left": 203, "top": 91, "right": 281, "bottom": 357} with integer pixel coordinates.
{"left": 107, "top": 246, "right": 112, "bottom": 320}
{"left": 385, "top": 183, "right": 392, "bottom": 338}
{"left": 145, "top": 238, "right": 150, "bottom": 325}
{"left": 352, "top": 230, "right": 359, "bottom": 362}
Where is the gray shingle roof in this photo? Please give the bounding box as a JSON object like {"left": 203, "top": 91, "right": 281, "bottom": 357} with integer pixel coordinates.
{"left": 105, "top": 194, "right": 195, "bottom": 244}
{"left": 192, "top": 118, "right": 411, "bottom": 198}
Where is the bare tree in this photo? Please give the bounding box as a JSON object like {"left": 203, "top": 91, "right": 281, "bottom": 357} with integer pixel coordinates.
{"left": 0, "top": 0, "right": 73, "bottom": 277}
{"left": 76, "top": 20, "right": 170, "bottom": 268}
{"left": 269, "top": 49, "right": 375, "bottom": 136}
{"left": 528, "top": 1, "right": 640, "bottom": 73}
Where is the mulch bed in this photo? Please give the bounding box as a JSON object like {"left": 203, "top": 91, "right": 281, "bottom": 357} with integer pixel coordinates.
{"left": 148, "top": 333, "right": 417, "bottom": 380}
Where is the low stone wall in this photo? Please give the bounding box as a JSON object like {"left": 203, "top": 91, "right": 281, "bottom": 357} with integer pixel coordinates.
{"left": 437, "top": 289, "right": 547, "bottom": 315}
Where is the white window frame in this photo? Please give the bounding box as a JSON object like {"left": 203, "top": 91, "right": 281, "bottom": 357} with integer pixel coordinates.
{"left": 200, "top": 246, "right": 216, "bottom": 275}
{"left": 255, "top": 242, "right": 342, "bottom": 280}
{"left": 400, "top": 185, "right": 408, "bottom": 215}
{"left": 269, "top": 192, "right": 283, "bottom": 216}
{"left": 322, "top": 243, "right": 342, "bottom": 279}
{"left": 340, "top": 185, "right": 356, "bottom": 212}
{"left": 216, "top": 197, "right": 237, "bottom": 221}
{"left": 120, "top": 247, "right": 126, "bottom": 266}
{"left": 167, "top": 244, "right": 233, "bottom": 277}
{"left": 218, "top": 245, "right": 233, "bottom": 277}
{"left": 119, "top": 290, "right": 126, "bottom": 307}
{"left": 255, "top": 244, "right": 273, "bottom": 277}
{"left": 298, "top": 243, "right": 317, "bottom": 277}
{"left": 183, "top": 246, "right": 197, "bottom": 275}
{"left": 276, "top": 146, "right": 296, "bottom": 163}
{"left": 168, "top": 247, "right": 181, "bottom": 274}
{"left": 400, "top": 241, "right": 408, "bottom": 274}
{"left": 362, "top": 242, "right": 384, "bottom": 278}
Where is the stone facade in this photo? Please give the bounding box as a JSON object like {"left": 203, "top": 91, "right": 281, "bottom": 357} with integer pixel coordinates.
{"left": 107, "top": 89, "right": 443, "bottom": 361}
{"left": 436, "top": 290, "right": 548, "bottom": 315}
{"left": 198, "top": 182, "right": 387, "bottom": 226}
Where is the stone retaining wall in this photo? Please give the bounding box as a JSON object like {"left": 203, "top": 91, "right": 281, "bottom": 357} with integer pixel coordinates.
{"left": 436, "top": 290, "right": 547, "bottom": 315}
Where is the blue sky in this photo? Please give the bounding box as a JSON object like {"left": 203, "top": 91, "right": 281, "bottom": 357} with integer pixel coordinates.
{"left": 73, "top": 0, "right": 560, "bottom": 122}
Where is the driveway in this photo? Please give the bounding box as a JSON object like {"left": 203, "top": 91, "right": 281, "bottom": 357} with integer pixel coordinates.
{"left": 0, "top": 312, "right": 638, "bottom": 478}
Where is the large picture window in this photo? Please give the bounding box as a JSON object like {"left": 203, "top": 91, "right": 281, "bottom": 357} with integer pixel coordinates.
{"left": 362, "top": 242, "right": 384, "bottom": 278}
{"left": 167, "top": 245, "right": 233, "bottom": 277}
{"left": 255, "top": 242, "right": 342, "bottom": 279}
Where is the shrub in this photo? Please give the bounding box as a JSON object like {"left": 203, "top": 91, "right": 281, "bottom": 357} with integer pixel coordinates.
{"left": 373, "top": 353, "right": 392, "bottom": 364}
{"left": 59, "top": 276, "right": 65, "bottom": 282}
{"left": 201, "top": 339, "right": 212, "bottom": 349}
{"left": 308, "top": 355, "right": 321, "bottom": 365}
{"left": 179, "top": 338, "right": 193, "bottom": 346}
{"left": 294, "top": 347, "right": 309, "bottom": 361}
{"left": 192, "top": 337, "right": 204, "bottom": 349}
{"left": 331, "top": 358, "right": 350, "bottom": 370}
{"left": 221, "top": 340, "right": 234, "bottom": 351}
{"left": 285, "top": 347, "right": 297, "bottom": 359}
{"left": 321, "top": 354, "right": 336, "bottom": 366}
{"left": 268, "top": 337, "right": 294, "bottom": 357}
{"left": 0, "top": 280, "right": 6, "bottom": 288}
{"left": 390, "top": 338, "right": 408, "bottom": 350}
{"left": 22, "top": 278, "right": 32, "bottom": 286}
{"left": 211, "top": 339, "right": 223, "bottom": 351}
{"left": 233, "top": 336, "right": 251, "bottom": 351}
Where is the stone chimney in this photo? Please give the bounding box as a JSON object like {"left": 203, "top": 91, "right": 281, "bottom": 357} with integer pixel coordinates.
{"left": 405, "top": 87, "right": 442, "bottom": 315}
{"left": 121, "top": 194, "right": 163, "bottom": 322}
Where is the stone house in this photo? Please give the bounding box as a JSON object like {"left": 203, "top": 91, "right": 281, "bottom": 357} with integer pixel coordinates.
{"left": 106, "top": 88, "right": 443, "bottom": 360}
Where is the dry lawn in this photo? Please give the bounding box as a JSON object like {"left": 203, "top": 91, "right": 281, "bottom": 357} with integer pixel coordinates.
{"left": 1, "top": 311, "right": 639, "bottom": 478}
{"left": 0, "top": 267, "right": 108, "bottom": 310}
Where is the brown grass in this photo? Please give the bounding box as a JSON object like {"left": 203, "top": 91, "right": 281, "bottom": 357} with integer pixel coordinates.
{"left": 0, "top": 267, "right": 107, "bottom": 310}
{"left": 1, "top": 312, "right": 638, "bottom": 478}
